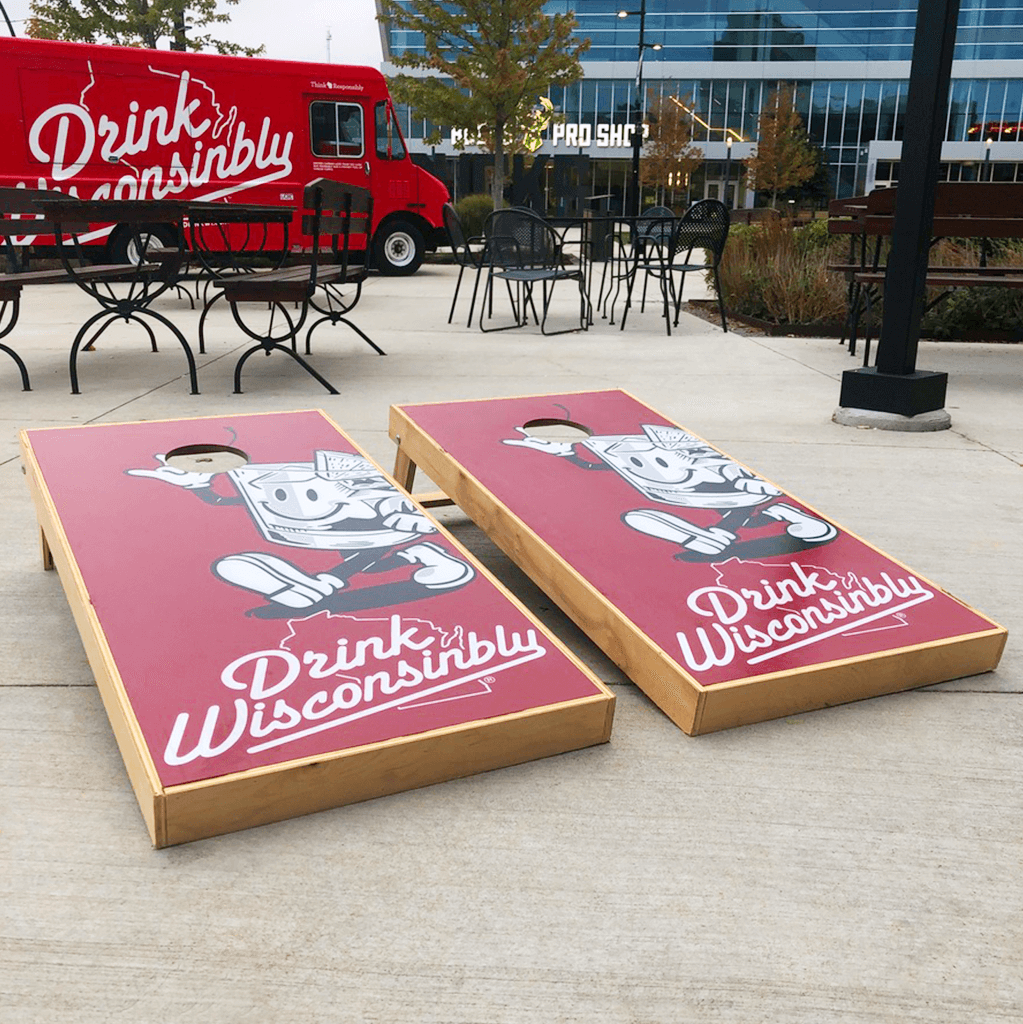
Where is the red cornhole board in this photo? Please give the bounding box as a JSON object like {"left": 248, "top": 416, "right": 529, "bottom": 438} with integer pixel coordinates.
{"left": 19, "top": 410, "right": 614, "bottom": 847}
{"left": 388, "top": 389, "right": 1007, "bottom": 734}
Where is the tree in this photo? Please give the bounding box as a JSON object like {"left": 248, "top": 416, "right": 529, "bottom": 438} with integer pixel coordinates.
{"left": 377, "top": 0, "right": 589, "bottom": 209}
{"left": 745, "top": 85, "right": 817, "bottom": 208}
{"left": 26, "top": 0, "right": 264, "bottom": 56}
{"left": 639, "top": 93, "right": 704, "bottom": 208}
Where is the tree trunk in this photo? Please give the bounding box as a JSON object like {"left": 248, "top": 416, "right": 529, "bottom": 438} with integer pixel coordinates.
{"left": 492, "top": 121, "right": 505, "bottom": 211}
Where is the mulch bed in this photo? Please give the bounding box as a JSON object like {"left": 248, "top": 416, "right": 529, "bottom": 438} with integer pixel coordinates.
{"left": 686, "top": 299, "right": 1022, "bottom": 343}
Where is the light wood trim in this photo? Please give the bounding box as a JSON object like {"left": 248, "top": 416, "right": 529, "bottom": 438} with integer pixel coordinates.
{"left": 694, "top": 628, "right": 1007, "bottom": 733}
{"left": 392, "top": 445, "right": 417, "bottom": 490}
{"left": 389, "top": 405, "right": 699, "bottom": 733}
{"left": 410, "top": 491, "right": 455, "bottom": 508}
{"left": 18, "top": 407, "right": 331, "bottom": 433}
{"left": 21, "top": 411, "right": 613, "bottom": 846}
{"left": 19, "top": 432, "right": 165, "bottom": 845}
{"left": 316, "top": 410, "right": 614, "bottom": 702}
{"left": 389, "top": 396, "right": 1007, "bottom": 735}
{"left": 160, "top": 694, "right": 612, "bottom": 846}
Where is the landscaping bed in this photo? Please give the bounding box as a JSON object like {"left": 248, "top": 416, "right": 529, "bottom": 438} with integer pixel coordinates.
{"left": 710, "top": 217, "right": 1023, "bottom": 343}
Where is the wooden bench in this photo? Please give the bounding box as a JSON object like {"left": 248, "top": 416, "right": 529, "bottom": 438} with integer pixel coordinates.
{"left": 216, "top": 179, "right": 380, "bottom": 394}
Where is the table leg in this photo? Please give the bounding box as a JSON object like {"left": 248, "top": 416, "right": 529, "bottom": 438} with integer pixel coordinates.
{"left": 393, "top": 444, "right": 417, "bottom": 491}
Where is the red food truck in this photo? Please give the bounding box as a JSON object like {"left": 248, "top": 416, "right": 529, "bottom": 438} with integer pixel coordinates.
{"left": 0, "top": 36, "right": 449, "bottom": 274}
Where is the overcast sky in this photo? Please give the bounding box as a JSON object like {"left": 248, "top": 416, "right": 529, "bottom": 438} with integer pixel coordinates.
{"left": 1, "top": 0, "right": 386, "bottom": 67}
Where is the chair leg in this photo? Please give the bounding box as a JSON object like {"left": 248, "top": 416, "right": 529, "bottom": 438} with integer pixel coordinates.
{"left": 306, "top": 313, "right": 385, "bottom": 355}
{"left": 714, "top": 267, "right": 728, "bottom": 333}
{"left": 861, "top": 289, "right": 876, "bottom": 367}
{"left": 467, "top": 264, "right": 486, "bottom": 328}
{"left": 619, "top": 263, "right": 640, "bottom": 330}
{"left": 233, "top": 341, "right": 340, "bottom": 395}
{"left": 671, "top": 271, "right": 687, "bottom": 328}
{"left": 448, "top": 264, "right": 466, "bottom": 324}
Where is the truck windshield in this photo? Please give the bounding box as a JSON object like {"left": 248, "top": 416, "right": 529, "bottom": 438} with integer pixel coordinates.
{"left": 310, "top": 102, "right": 364, "bottom": 158}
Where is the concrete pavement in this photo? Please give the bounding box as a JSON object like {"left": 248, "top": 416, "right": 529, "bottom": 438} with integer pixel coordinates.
{"left": 1, "top": 267, "right": 1020, "bottom": 1023}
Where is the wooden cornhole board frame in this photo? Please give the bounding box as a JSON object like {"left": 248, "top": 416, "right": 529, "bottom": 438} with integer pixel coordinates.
{"left": 389, "top": 389, "right": 1007, "bottom": 735}
{"left": 20, "top": 410, "right": 614, "bottom": 848}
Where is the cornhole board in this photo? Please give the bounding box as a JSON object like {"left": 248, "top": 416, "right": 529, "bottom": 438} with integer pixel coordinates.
{"left": 388, "top": 389, "right": 1007, "bottom": 735}
{"left": 19, "top": 410, "right": 614, "bottom": 848}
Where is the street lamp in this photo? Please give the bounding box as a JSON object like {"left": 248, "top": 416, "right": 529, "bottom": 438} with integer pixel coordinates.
{"left": 618, "top": 2, "right": 661, "bottom": 217}
{"left": 984, "top": 135, "right": 993, "bottom": 181}
{"left": 723, "top": 135, "right": 733, "bottom": 207}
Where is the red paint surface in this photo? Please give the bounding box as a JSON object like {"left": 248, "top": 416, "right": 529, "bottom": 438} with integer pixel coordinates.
{"left": 26, "top": 411, "right": 603, "bottom": 788}
{"left": 0, "top": 36, "right": 449, "bottom": 251}
{"left": 399, "top": 390, "right": 998, "bottom": 688}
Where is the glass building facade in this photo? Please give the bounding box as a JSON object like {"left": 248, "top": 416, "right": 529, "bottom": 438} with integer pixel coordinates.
{"left": 378, "top": 1, "right": 1023, "bottom": 205}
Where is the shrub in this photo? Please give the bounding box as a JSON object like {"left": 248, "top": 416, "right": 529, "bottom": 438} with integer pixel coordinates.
{"left": 454, "top": 194, "right": 494, "bottom": 241}
{"left": 716, "top": 218, "right": 848, "bottom": 325}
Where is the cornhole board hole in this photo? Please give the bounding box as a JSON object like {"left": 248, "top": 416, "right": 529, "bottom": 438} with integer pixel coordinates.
{"left": 19, "top": 410, "right": 614, "bottom": 848}
{"left": 388, "top": 389, "right": 1007, "bottom": 735}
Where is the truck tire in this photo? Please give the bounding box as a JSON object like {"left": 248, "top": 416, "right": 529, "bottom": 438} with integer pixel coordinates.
{"left": 373, "top": 219, "right": 424, "bottom": 275}
{"left": 108, "top": 224, "right": 173, "bottom": 266}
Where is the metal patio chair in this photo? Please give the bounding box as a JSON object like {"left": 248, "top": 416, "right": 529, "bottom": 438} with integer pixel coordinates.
{"left": 478, "top": 207, "right": 588, "bottom": 334}
{"left": 622, "top": 198, "right": 730, "bottom": 334}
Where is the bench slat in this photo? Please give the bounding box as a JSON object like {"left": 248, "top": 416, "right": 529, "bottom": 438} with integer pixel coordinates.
{"left": 0, "top": 263, "right": 159, "bottom": 285}
{"left": 853, "top": 270, "right": 1023, "bottom": 288}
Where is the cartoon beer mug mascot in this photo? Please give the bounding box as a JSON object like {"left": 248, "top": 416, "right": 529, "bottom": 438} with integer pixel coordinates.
{"left": 504, "top": 424, "right": 837, "bottom": 562}
{"left": 128, "top": 450, "right": 474, "bottom": 617}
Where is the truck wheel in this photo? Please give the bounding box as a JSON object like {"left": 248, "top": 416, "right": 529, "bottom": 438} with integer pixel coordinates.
{"left": 108, "top": 225, "right": 172, "bottom": 266}
{"left": 373, "top": 220, "right": 424, "bottom": 275}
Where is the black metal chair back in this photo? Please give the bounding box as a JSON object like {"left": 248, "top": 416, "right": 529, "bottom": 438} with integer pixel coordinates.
{"left": 302, "top": 178, "right": 373, "bottom": 294}
{"left": 636, "top": 205, "right": 675, "bottom": 250}
{"left": 670, "top": 198, "right": 730, "bottom": 332}
{"left": 485, "top": 207, "right": 560, "bottom": 271}
{"left": 479, "top": 208, "right": 587, "bottom": 334}
{"left": 443, "top": 202, "right": 472, "bottom": 264}
{"left": 443, "top": 202, "right": 490, "bottom": 325}
{"left": 671, "top": 198, "right": 730, "bottom": 268}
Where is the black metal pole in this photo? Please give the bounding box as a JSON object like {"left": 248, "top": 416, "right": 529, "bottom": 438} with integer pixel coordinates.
{"left": 838, "top": 0, "right": 961, "bottom": 418}
{"left": 629, "top": 0, "right": 647, "bottom": 218}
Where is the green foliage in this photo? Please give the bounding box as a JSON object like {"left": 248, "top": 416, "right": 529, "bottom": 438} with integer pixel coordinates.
{"left": 791, "top": 218, "right": 833, "bottom": 254}
{"left": 27, "top": 0, "right": 263, "bottom": 56}
{"left": 923, "top": 287, "right": 1023, "bottom": 338}
{"left": 454, "top": 193, "right": 494, "bottom": 240}
{"left": 377, "top": 0, "right": 588, "bottom": 208}
{"left": 919, "top": 241, "right": 1023, "bottom": 337}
